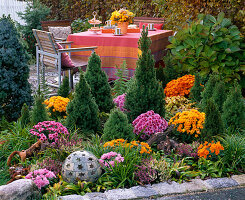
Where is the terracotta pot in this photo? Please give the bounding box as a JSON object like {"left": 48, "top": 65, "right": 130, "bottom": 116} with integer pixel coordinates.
{"left": 117, "top": 22, "right": 128, "bottom": 35}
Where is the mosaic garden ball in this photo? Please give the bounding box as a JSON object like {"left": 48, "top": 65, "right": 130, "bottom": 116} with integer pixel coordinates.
{"left": 62, "top": 150, "right": 102, "bottom": 183}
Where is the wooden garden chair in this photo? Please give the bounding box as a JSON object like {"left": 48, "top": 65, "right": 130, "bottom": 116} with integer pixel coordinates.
{"left": 33, "top": 29, "right": 97, "bottom": 89}
{"left": 134, "top": 17, "right": 165, "bottom": 29}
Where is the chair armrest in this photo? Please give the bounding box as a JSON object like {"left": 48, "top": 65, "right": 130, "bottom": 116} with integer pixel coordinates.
{"left": 54, "top": 37, "right": 67, "bottom": 41}
{"left": 58, "top": 46, "right": 97, "bottom": 53}
{"left": 57, "top": 41, "right": 73, "bottom": 45}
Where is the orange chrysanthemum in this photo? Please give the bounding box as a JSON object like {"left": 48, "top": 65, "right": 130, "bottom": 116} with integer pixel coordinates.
{"left": 198, "top": 141, "right": 224, "bottom": 159}
{"left": 164, "top": 75, "right": 195, "bottom": 97}
{"left": 169, "top": 109, "right": 205, "bottom": 137}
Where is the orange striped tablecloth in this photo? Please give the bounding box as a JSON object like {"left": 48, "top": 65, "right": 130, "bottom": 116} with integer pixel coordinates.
{"left": 67, "top": 30, "right": 173, "bottom": 80}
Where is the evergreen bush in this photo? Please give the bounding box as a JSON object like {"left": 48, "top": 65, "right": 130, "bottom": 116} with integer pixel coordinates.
{"left": 222, "top": 83, "right": 245, "bottom": 130}
{"left": 202, "top": 99, "right": 224, "bottom": 140}
{"left": 113, "top": 60, "right": 128, "bottom": 97}
{"left": 125, "top": 27, "right": 165, "bottom": 122}
{"left": 212, "top": 80, "right": 227, "bottom": 112}
{"left": 0, "top": 16, "right": 33, "bottom": 122}
{"left": 66, "top": 71, "right": 100, "bottom": 133}
{"left": 200, "top": 74, "right": 218, "bottom": 111}
{"left": 58, "top": 76, "right": 70, "bottom": 98}
{"left": 103, "top": 109, "right": 134, "bottom": 141}
{"left": 190, "top": 73, "right": 203, "bottom": 103}
{"left": 85, "top": 52, "right": 114, "bottom": 113}
{"left": 31, "top": 89, "right": 49, "bottom": 125}
{"left": 20, "top": 103, "right": 30, "bottom": 127}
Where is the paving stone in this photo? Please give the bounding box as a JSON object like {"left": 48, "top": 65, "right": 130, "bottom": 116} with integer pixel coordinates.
{"left": 82, "top": 192, "right": 108, "bottom": 200}
{"left": 177, "top": 179, "right": 207, "bottom": 192}
{"left": 203, "top": 178, "right": 239, "bottom": 189}
{"left": 151, "top": 181, "right": 186, "bottom": 196}
{"left": 231, "top": 174, "right": 245, "bottom": 186}
{"left": 131, "top": 185, "right": 159, "bottom": 198}
{"left": 104, "top": 188, "right": 136, "bottom": 200}
{"left": 59, "top": 195, "right": 85, "bottom": 200}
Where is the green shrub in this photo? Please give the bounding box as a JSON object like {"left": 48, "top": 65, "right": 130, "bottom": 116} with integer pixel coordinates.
{"left": 0, "top": 16, "right": 33, "bottom": 122}
{"left": 71, "top": 18, "right": 92, "bottom": 33}
{"left": 85, "top": 53, "right": 114, "bottom": 113}
{"left": 18, "top": 0, "right": 50, "bottom": 55}
{"left": 103, "top": 109, "right": 134, "bottom": 141}
{"left": 58, "top": 76, "right": 70, "bottom": 98}
{"left": 221, "top": 134, "right": 245, "bottom": 171}
{"left": 222, "top": 83, "right": 245, "bottom": 130}
{"left": 20, "top": 103, "right": 31, "bottom": 128}
{"left": 113, "top": 61, "right": 128, "bottom": 98}
{"left": 190, "top": 73, "right": 203, "bottom": 103}
{"left": 200, "top": 74, "right": 218, "bottom": 110}
{"left": 212, "top": 80, "right": 227, "bottom": 112}
{"left": 156, "top": 51, "right": 179, "bottom": 89}
{"left": 125, "top": 27, "right": 165, "bottom": 121}
{"left": 168, "top": 12, "right": 244, "bottom": 83}
{"left": 66, "top": 71, "right": 100, "bottom": 133}
{"left": 202, "top": 99, "right": 224, "bottom": 141}
{"left": 31, "top": 89, "right": 49, "bottom": 125}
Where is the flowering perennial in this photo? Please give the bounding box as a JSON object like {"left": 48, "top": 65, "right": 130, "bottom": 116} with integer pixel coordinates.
{"left": 164, "top": 75, "right": 195, "bottom": 97}
{"left": 169, "top": 109, "right": 205, "bottom": 137}
{"left": 113, "top": 93, "right": 127, "bottom": 112}
{"left": 198, "top": 141, "right": 224, "bottom": 159}
{"left": 165, "top": 96, "right": 194, "bottom": 114}
{"left": 30, "top": 121, "right": 69, "bottom": 143}
{"left": 44, "top": 96, "right": 70, "bottom": 118}
{"left": 103, "top": 139, "right": 152, "bottom": 154}
{"left": 99, "top": 151, "right": 124, "bottom": 168}
{"left": 132, "top": 110, "right": 168, "bottom": 140}
{"left": 25, "top": 168, "right": 56, "bottom": 189}
{"left": 110, "top": 8, "right": 134, "bottom": 24}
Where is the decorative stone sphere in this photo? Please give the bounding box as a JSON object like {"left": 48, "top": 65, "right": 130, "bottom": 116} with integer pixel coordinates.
{"left": 62, "top": 150, "right": 102, "bottom": 183}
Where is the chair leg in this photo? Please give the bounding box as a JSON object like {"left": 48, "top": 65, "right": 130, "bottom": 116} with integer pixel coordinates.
{"left": 69, "top": 70, "right": 74, "bottom": 89}
{"left": 58, "top": 53, "right": 62, "bottom": 87}
{"left": 36, "top": 45, "right": 40, "bottom": 89}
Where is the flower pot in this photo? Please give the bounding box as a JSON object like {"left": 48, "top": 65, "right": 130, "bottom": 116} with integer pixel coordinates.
{"left": 117, "top": 22, "right": 128, "bottom": 35}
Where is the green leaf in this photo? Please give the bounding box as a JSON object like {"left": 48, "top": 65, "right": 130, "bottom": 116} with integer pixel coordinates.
{"left": 196, "top": 46, "right": 203, "bottom": 57}
{"left": 175, "top": 45, "right": 185, "bottom": 51}
{"left": 217, "top": 12, "right": 225, "bottom": 24}
{"left": 207, "top": 15, "right": 216, "bottom": 24}
{"left": 211, "top": 65, "right": 219, "bottom": 72}
{"left": 221, "top": 18, "right": 231, "bottom": 27}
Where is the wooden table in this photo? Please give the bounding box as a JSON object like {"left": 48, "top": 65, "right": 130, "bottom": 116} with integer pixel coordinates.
{"left": 67, "top": 30, "right": 173, "bottom": 80}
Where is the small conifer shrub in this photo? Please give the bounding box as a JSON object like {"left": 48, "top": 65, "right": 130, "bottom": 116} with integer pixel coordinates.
{"left": 0, "top": 16, "right": 33, "bottom": 121}
{"left": 212, "top": 81, "right": 227, "bottom": 112}
{"left": 58, "top": 76, "right": 70, "bottom": 98}
{"left": 222, "top": 83, "right": 245, "bottom": 130}
{"left": 31, "top": 89, "right": 49, "bottom": 125}
{"left": 85, "top": 52, "right": 114, "bottom": 113}
{"left": 125, "top": 27, "right": 165, "bottom": 121}
{"left": 190, "top": 73, "right": 203, "bottom": 103}
{"left": 103, "top": 109, "right": 134, "bottom": 141}
{"left": 200, "top": 74, "right": 218, "bottom": 111}
{"left": 202, "top": 99, "right": 224, "bottom": 140}
{"left": 20, "top": 103, "right": 30, "bottom": 127}
{"left": 66, "top": 71, "right": 100, "bottom": 133}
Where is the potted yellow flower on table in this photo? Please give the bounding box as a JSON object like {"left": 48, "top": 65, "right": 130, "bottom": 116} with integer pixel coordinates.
{"left": 110, "top": 8, "right": 134, "bottom": 34}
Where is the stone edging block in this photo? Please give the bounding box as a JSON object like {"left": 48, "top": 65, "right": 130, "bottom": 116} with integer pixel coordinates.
{"left": 59, "top": 175, "right": 245, "bottom": 200}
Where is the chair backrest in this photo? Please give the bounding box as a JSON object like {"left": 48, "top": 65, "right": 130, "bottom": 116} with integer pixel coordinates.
{"left": 41, "top": 20, "right": 72, "bottom": 32}
{"left": 134, "top": 17, "right": 164, "bottom": 26}
{"left": 33, "top": 29, "right": 58, "bottom": 67}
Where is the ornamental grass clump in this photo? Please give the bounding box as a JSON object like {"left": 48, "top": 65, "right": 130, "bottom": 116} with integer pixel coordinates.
{"left": 99, "top": 151, "right": 124, "bottom": 169}
{"left": 30, "top": 121, "right": 69, "bottom": 144}
{"left": 113, "top": 93, "right": 127, "bottom": 112}
{"left": 197, "top": 141, "right": 224, "bottom": 160}
{"left": 103, "top": 139, "right": 152, "bottom": 154}
{"left": 169, "top": 109, "right": 205, "bottom": 138}
{"left": 25, "top": 168, "right": 56, "bottom": 189}
{"left": 132, "top": 110, "right": 168, "bottom": 140}
{"left": 164, "top": 75, "right": 195, "bottom": 97}
{"left": 44, "top": 96, "right": 70, "bottom": 119}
